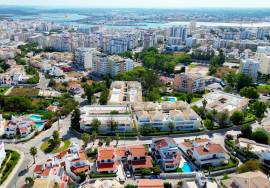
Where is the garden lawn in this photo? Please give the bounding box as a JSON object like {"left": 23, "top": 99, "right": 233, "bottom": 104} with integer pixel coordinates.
{"left": 40, "top": 139, "right": 71, "bottom": 154}
{"left": 257, "top": 85, "right": 270, "bottom": 95}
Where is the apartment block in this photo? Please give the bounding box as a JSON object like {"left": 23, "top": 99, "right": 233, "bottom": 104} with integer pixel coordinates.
{"left": 108, "top": 81, "right": 143, "bottom": 105}
{"left": 134, "top": 101, "right": 202, "bottom": 131}
{"left": 174, "top": 73, "right": 205, "bottom": 93}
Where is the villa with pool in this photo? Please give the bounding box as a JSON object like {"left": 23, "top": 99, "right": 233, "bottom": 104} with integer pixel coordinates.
{"left": 4, "top": 114, "right": 46, "bottom": 138}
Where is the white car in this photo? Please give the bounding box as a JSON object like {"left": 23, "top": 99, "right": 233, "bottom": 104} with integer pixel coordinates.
{"left": 126, "top": 171, "right": 131, "bottom": 178}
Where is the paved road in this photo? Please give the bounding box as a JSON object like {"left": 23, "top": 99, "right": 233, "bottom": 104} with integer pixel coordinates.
{"left": 4, "top": 115, "right": 82, "bottom": 188}
{"left": 4, "top": 109, "right": 270, "bottom": 188}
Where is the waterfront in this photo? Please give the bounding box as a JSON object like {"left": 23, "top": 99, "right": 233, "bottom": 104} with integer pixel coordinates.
{"left": 8, "top": 13, "right": 270, "bottom": 29}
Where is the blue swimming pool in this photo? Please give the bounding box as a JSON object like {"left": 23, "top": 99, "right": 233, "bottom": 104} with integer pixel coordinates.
{"left": 29, "top": 114, "right": 42, "bottom": 120}
{"left": 167, "top": 97, "right": 177, "bottom": 102}
{"left": 35, "top": 122, "right": 44, "bottom": 128}
{"left": 182, "top": 162, "right": 193, "bottom": 172}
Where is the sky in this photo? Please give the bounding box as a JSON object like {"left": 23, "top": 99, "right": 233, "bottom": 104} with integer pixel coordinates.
{"left": 1, "top": 0, "right": 270, "bottom": 8}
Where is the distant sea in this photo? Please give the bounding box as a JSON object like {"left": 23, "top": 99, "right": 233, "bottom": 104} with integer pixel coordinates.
{"left": 9, "top": 13, "right": 270, "bottom": 29}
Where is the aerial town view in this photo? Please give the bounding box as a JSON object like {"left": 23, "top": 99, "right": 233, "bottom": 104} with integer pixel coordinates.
{"left": 0, "top": 0, "right": 270, "bottom": 187}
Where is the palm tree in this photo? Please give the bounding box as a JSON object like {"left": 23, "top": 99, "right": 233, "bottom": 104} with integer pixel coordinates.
{"left": 30, "top": 147, "right": 37, "bottom": 164}
{"left": 91, "top": 119, "right": 101, "bottom": 132}
{"left": 106, "top": 136, "right": 112, "bottom": 146}
{"left": 167, "top": 122, "right": 175, "bottom": 133}
{"left": 109, "top": 120, "right": 118, "bottom": 133}
{"left": 115, "top": 133, "right": 120, "bottom": 146}
{"left": 82, "top": 133, "right": 90, "bottom": 148}
{"left": 25, "top": 177, "right": 34, "bottom": 186}
{"left": 202, "top": 98, "right": 207, "bottom": 110}
{"left": 91, "top": 131, "right": 97, "bottom": 147}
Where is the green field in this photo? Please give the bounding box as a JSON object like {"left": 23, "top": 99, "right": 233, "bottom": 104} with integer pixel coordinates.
{"left": 0, "top": 88, "right": 8, "bottom": 95}
{"left": 8, "top": 88, "right": 39, "bottom": 97}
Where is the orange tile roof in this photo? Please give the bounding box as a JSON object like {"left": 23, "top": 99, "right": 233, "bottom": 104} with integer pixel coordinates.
{"left": 79, "top": 151, "right": 87, "bottom": 160}
{"left": 129, "top": 146, "right": 146, "bottom": 157}
{"left": 194, "top": 144, "right": 225, "bottom": 155}
{"left": 132, "top": 156, "right": 153, "bottom": 170}
{"left": 41, "top": 168, "right": 50, "bottom": 177}
{"left": 115, "top": 147, "right": 127, "bottom": 158}
{"left": 98, "top": 147, "right": 115, "bottom": 160}
{"left": 137, "top": 179, "right": 164, "bottom": 188}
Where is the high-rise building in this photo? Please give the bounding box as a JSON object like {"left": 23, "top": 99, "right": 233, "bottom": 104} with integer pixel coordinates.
{"left": 239, "top": 58, "right": 260, "bottom": 80}
{"left": 256, "top": 28, "right": 267, "bottom": 40}
{"left": 256, "top": 46, "right": 270, "bottom": 75}
{"left": 75, "top": 48, "right": 99, "bottom": 70}
{"left": 168, "top": 26, "right": 187, "bottom": 45}
{"left": 174, "top": 73, "right": 205, "bottom": 93}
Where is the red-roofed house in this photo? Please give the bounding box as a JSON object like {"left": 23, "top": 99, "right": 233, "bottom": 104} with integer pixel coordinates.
{"left": 151, "top": 137, "right": 181, "bottom": 171}
{"left": 96, "top": 147, "right": 118, "bottom": 173}
{"left": 180, "top": 140, "right": 229, "bottom": 167}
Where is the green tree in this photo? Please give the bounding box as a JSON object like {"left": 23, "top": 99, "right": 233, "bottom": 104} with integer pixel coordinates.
{"left": 141, "top": 168, "right": 152, "bottom": 176}
{"left": 84, "top": 84, "right": 94, "bottom": 104}
{"left": 230, "top": 111, "right": 244, "bottom": 125}
{"left": 109, "top": 120, "right": 118, "bottom": 133}
{"left": 241, "top": 124, "right": 252, "bottom": 138}
{"left": 237, "top": 160, "right": 261, "bottom": 173}
{"left": 204, "top": 119, "right": 214, "bottom": 129}
{"left": 152, "top": 166, "right": 161, "bottom": 175}
{"left": 115, "top": 133, "right": 120, "bottom": 146}
{"left": 217, "top": 111, "right": 230, "bottom": 127}
{"left": 164, "top": 182, "right": 173, "bottom": 188}
{"left": 30, "top": 147, "right": 37, "bottom": 164}
{"left": 185, "top": 94, "right": 193, "bottom": 104}
{"left": 91, "top": 131, "right": 97, "bottom": 146}
{"left": 99, "top": 88, "right": 109, "bottom": 105}
{"left": 202, "top": 98, "right": 207, "bottom": 111}
{"left": 167, "top": 122, "right": 175, "bottom": 133}
{"left": 251, "top": 128, "right": 269, "bottom": 144}
{"left": 25, "top": 177, "right": 34, "bottom": 186}
{"left": 91, "top": 119, "right": 101, "bottom": 132}
{"left": 82, "top": 133, "right": 90, "bottom": 147}
{"left": 236, "top": 73, "right": 253, "bottom": 90}
{"left": 250, "top": 101, "right": 267, "bottom": 119}
{"left": 71, "top": 108, "right": 81, "bottom": 131}
{"left": 240, "top": 87, "right": 259, "bottom": 99}
{"left": 140, "top": 124, "right": 153, "bottom": 135}
{"left": 105, "top": 136, "right": 112, "bottom": 146}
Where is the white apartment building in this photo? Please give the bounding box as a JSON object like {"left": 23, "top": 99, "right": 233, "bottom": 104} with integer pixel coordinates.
{"left": 92, "top": 55, "right": 134, "bottom": 76}
{"left": 256, "top": 46, "right": 270, "bottom": 75}
{"left": 193, "top": 91, "right": 249, "bottom": 114}
{"left": 79, "top": 105, "right": 134, "bottom": 133}
{"left": 74, "top": 48, "right": 99, "bottom": 70}
{"left": 134, "top": 101, "right": 202, "bottom": 131}
{"left": 239, "top": 58, "right": 260, "bottom": 80}
{"left": 108, "top": 81, "right": 143, "bottom": 105}
{"left": 168, "top": 26, "right": 187, "bottom": 46}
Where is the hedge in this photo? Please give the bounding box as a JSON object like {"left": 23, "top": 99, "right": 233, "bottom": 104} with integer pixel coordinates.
{"left": 89, "top": 173, "right": 117, "bottom": 178}
{"left": 0, "top": 150, "right": 20, "bottom": 185}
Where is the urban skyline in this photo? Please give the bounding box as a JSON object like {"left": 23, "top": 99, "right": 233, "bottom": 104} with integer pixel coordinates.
{"left": 2, "top": 0, "right": 270, "bottom": 8}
